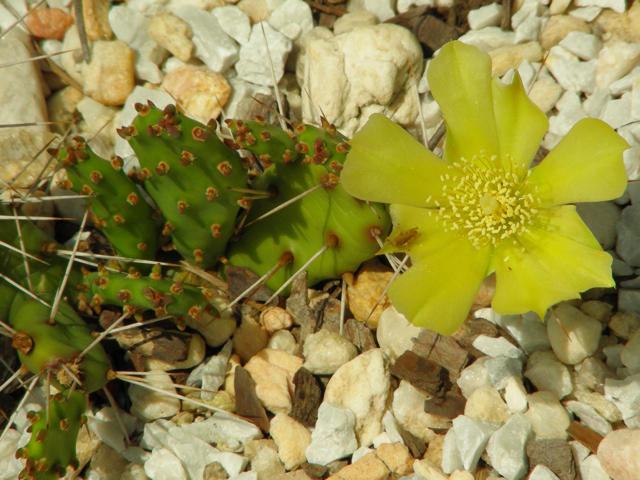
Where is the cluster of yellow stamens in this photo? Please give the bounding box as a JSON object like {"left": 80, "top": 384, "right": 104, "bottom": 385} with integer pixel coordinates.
{"left": 430, "top": 152, "right": 542, "bottom": 250}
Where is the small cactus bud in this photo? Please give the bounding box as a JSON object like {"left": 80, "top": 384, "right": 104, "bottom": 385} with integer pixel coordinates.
{"left": 170, "top": 283, "right": 183, "bottom": 294}
{"left": 155, "top": 161, "right": 170, "bottom": 176}
{"left": 192, "top": 127, "right": 210, "bottom": 142}
{"left": 150, "top": 264, "right": 162, "bottom": 280}
{"left": 260, "top": 131, "right": 271, "bottom": 142}
{"left": 162, "top": 222, "right": 175, "bottom": 236}
{"left": 329, "top": 160, "right": 343, "bottom": 172}
{"left": 211, "top": 224, "right": 221, "bottom": 238}
{"left": 295, "top": 142, "right": 309, "bottom": 154}
{"left": 137, "top": 243, "right": 148, "bottom": 251}
{"left": 26, "top": 410, "right": 40, "bottom": 424}
{"left": 60, "top": 418, "right": 71, "bottom": 430}
{"left": 35, "top": 430, "right": 48, "bottom": 442}
{"left": 128, "top": 267, "right": 141, "bottom": 279}
{"left": 217, "top": 162, "right": 232, "bottom": 176}
{"left": 57, "top": 179, "right": 74, "bottom": 190}
{"left": 180, "top": 151, "right": 195, "bottom": 166}
{"left": 12, "top": 332, "right": 33, "bottom": 354}
{"left": 293, "top": 122, "right": 306, "bottom": 134}
{"left": 117, "top": 289, "right": 132, "bottom": 302}
{"left": 237, "top": 198, "right": 252, "bottom": 209}
{"left": 138, "top": 168, "right": 153, "bottom": 181}
{"left": 177, "top": 200, "right": 190, "bottom": 214}
{"left": 163, "top": 104, "right": 176, "bottom": 116}
{"left": 146, "top": 125, "right": 163, "bottom": 137}
{"left": 254, "top": 115, "right": 267, "bottom": 125}
{"left": 111, "top": 157, "right": 124, "bottom": 170}
{"left": 193, "top": 249, "right": 203, "bottom": 265}
{"left": 113, "top": 215, "right": 125, "bottom": 226}
{"left": 78, "top": 185, "right": 94, "bottom": 196}
{"left": 188, "top": 305, "right": 203, "bottom": 319}
{"left": 206, "top": 187, "right": 219, "bottom": 201}
{"left": 127, "top": 192, "right": 139, "bottom": 205}
{"left": 322, "top": 174, "right": 340, "bottom": 189}
{"left": 135, "top": 103, "right": 151, "bottom": 115}
{"left": 336, "top": 142, "right": 350, "bottom": 153}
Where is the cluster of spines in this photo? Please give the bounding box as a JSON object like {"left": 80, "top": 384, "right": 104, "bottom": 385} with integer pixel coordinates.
{"left": 121, "top": 103, "right": 249, "bottom": 268}
{"left": 52, "top": 137, "right": 158, "bottom": 261}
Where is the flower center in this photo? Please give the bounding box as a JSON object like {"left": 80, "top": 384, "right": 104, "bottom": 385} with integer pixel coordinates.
{"left": 432, "top": 152, "right": 541, "bottom": 249}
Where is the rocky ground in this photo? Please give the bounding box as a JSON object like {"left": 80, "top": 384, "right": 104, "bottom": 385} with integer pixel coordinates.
{"left": 1, "top": 0, "right": 640, "bottom": 479}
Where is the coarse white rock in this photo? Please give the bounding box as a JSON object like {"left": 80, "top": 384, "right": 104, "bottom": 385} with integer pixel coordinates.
{"left": 603, "top": 343, "right": 625, "bottom": 369}
{"left": 381, "top": 409, "right": 404, "bottom": 445}
{"left": 547, "top": 303, "right": 603, "bottom": 365}
{"left": 413, "top": 458, "right": 449, "bottom": 480}
{"left": 270, "top": 413, "right": 311, "bottom": 470}
{"left": 85, "top": 444, "right": 129, "bottom": 480}
{"left": 129, "top": 371, "right": 181, "bottom": 421}
{"left": 596, "top": 41, "right": 640, "bottom": 90}
{"left": 441, "top": 428, "right": 463, "bottom": 474}
{"left": 486, "top": 413, "right": 532, "bottom": 480}
{"left": 597, "top": 429, "right": 640, "bottom": 480}
{"left": 486, "top": 356, "right": 524, "bottom": 390}
{"left": 236, "top": 21, "right": 291, "bottom": 85}
{"left": 600, "top": 93, "right": 632, "bottom": 130}
{"left": 565, "top": 401, "right": 612, "bottom": 436}
{"left": 468, "top": 3, "right": 503, "bottom": 30}
{"left": 360, "top": 0, "right": 396, "bottom": 21}
{"left": 324, "top": 349, "right": 390, "bottom": 446}
{"left": 621, "top": 329, "right": 640, "bottom": 370}
{"left": 569, "top": 5, "right": 602, "bottom": 20}
{"left": 525, "top": 350, "right": 573, "bottom": 399}
{"left": 147, "top": 12, "right": 193, "bottom": 62}
{"left": 458, "top": 357, "right": 493, "bottom": 398}
{"left": 210, "top": 6, "right": 251, "bottom": 46}
{"left": 134, "top": 39, "right": 168, "bottom": 84}
{"left": 504, "top": 376, "right": 528, "bottom": 414}
{"left": 574, "top": 0, "right": 626, "bottom": 13}
{"left": 245, "top": 440, "right": 284, "bottom": 478}
{"left": 351, "top": 446, "right": 374, "bottom": 464}
{"left": 576, "top": 202, "right": 621, "bottom": 251}
{"left": 472, "top": 335, "right": 524, "bottom": 360}
{"left": 87, "top": 407, "right": 137, "bottom": 453}
{"left": 333, "top": 10, "right": 377, "bottom": 35}
{"left": 576, "top": 357, "right": 617, "bottom": 391}
{"left": 529, "top": 465, "right": 561, "bottom": 480}
{"left": 244, "top": 348, "right": 303, "bottom": 414}
{"left": 376, "top": 306, "right": 422, "bottom": 359}
{"left": 457, "top": 26, "right": 515, "bottom": 52}
{"left": 611, "top": 253, "right": 635, "bottom": 277}
{"left": 559, "top": 31, "right": 602, "bottom": 61}
{"left": 109, "top": 5, "right": 150, "bottom": 50}
{"left": 145, "top": 448, "right": 188, "bottom": 480}
{"left": 267, "top": 329, "right": 299, "bottom": 355}
{"left": 476, "top": 309, "right": 551, "bottom": 354}
{"left": 539, "top": 14, "right": 590, "bottom": 51}
{"left": 604, "top": 373, "right": 640, "bottom": 425}
{"left": 268, "top": 0, "right": 313, "bottom": 37}
{"left": 127, "top": 0, "right": 167, "bottom": 13}
{"left": 579, "top": 455, "right": 612, "bottom": 480}
{"left": 305, "top": 402, "right": 359, "bottom": 465}
{"left": 452, "top": 415, "right": 500, "bottom": 472}
{"left": 187, "top": 341, "right": 232, "bottom": 401}
{"left": 632, "top": 77, "right": 640, "bottom": 121}
{"left": 583, "top": 89, "right": 612, "bottom": 118}
{"left": 299, "top": 24, "right": 422, "bottom": 137}
{"left": 525, "top": 391, "right": 571, "bottom": 439}
{"left": 549, "top": 0, "right": 571, "bottom": 14}
{"left": 545, "top": 46, "right": 596, "bottom": 95}
{"left": 511, "top": 0, "right": 542, "bottom": 43}
{"left": 172, "top": 6, "right": 239, "bottom": 73}
{"left": 617, "top": 205, "right": 640, "bottom": 266}
{"left": 180, "top": 411, "right": 263, "bottom": 452}
{"left": 303, "top": 329, "right": 358, "bottom": 375}
{"left": 608, "top": 66, "right": 640, "bottom": 96}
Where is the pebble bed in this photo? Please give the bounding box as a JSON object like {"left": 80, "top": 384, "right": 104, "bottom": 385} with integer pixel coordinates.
{"left": 1, "top": 0, "right": 640, "bottom": 479}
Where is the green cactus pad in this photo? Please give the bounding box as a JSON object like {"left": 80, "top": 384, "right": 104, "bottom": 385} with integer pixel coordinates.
{"left": 9, "top": 295, "right": 110, "bottom": 395}
{"left": 18, "top": 389, "right": 86, "bottom": 480}
{"left": 123, "top": 103, "right": 248, "bottom": 268}
{"left": 54, "top": 138, "right": 157, "bottom": 261}
{"left": 225, "top": 161, "right": 390, "bottom": 294}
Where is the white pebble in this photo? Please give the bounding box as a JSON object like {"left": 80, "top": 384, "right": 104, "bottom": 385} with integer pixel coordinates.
{"left": 468, "top": 3, "right": 503, "bottom": 30}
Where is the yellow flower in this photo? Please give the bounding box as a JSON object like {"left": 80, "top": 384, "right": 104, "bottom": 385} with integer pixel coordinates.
{"left": 341, "top": 41, "right": 629, "bottom": 335}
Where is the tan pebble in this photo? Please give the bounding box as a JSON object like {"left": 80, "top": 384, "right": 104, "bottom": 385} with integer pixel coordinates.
{"left": 464, "top": 385, "right": 511, "bottom": 424}
{"left": 237, "top": 0, "right": 270, "bottom": 23}
{"left": 424, "top": 434, "right": 446, "bottom": 467}
{"left": 77, "top": 0, "right": 112, "bottom": 40}
{"left": 580, "top": 300, "right": 613, "bottom": 324}
{"left": 593, "top": 1, "right": 640, "bottom": 43}
{"left": 260, "top": 306, "right": 293, "bottom": 335}
{"left": 26, "top": 8, "right": 74, "bottom": 40}
{"left": 538, "top": 15, "right": 589, "bottom": 50}
{"left": 489, "top": 42, "right": 543, "bottom": 77}
{"left": 232, "top": 315, "right": 269, "bottom": 363}
{"left": 161, "top": 65, "right": 231, "bottom": 123}
{"left": 82, "top": 40, "right": 135, "bottom": 106}
{"left": 375, "top": 443, "right": 414, "bottom": 475}
{"left": 334, "top": 452, "right": 390, "bottom": 480}
{"left": 528, "top": 75, "right": 563, "bottom": 113}
{"left": 46, "top": 86, "right": 83, "bottom": 135}
{"left": 148, "top": 12, "right": 194, "bottom": 62}
{"left": 597, "top": 429, "right": 640, "bottom": 480}
{"left": 270, "top": 413, "right": 312, "bottom": 470}
{"left": 345, "top": 259, "right": 394, "bottom": 330}
{"left": 450, "top": 470, "right": 474, "bottom": 480}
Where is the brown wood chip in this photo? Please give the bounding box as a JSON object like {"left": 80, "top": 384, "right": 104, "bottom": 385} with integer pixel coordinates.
{"left": 567, "top": 421, "right": 604, "bottom": 454}
{"left": 343, "top": 318, "right": 377, "bottom": 352}
{"left": 300, "top": 462, "right": 327, "bottom": 479}
{"left": 424, "top": 387, "right": 466, "bottom": 419}
{"left": 399, "top": 426, "right": 427, "bottom": 458}
{"left": 286, "top": 272, "right": 318, "bottom": 342}
{"left": 386, "top": 7, "right": 462, "bottom": 55}
{"left": 412, "top": 330, "right": 469, "bottom": 376}
{"left": 390, "top": 350, "right": 445, "bottom": 396}
{"left": 291, "top": 367, "right": 323, "bottom": 428}
{"left": 526, "top": 439, "right": 577, "bottom": 480}
{"left": 225, "top": 266, "right": 273, "bottom": 303}
{"left": 234, "top": 366, "right": 270, "bottom": 433}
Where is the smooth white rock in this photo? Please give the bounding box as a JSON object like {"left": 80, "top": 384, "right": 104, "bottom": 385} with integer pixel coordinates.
{"left": 583, "top": 88, "right": 612, "bottom": 118}
{"left": 133, "top": 39, "right": 167, "bottom": 83}
{"left": 468, "top": 3, "right": 503, "bottom": 30}
{"left": 224, "top": 77, "right": 273, "bottom": 119}
{"left": 381, "top": 409, "right": 404, "bottom": 445}
{"left": 452, "top": 415, "right": 500, "bottom": 472}
{"left": 187, "top": 341, "right": 232, "bottom": 401}
{"left": 351, "top": 446, "right": 374, "bottom": 464}
{"left": 511, "top": 0, "right": 542, "bottom": 43}
{"left": 529, "top": 465, "right": 561, "bottom": 480}
{"left": 362, "top": 0, "right": 396, "bottom": 21}
{"left": 129, "top": 371, "right": 181, "bottom": 421}
{"left": 617, "top": 205, "right": 640, "bottom": 266}
{"left": 303, "top": 329, "right": 358, "bottom": 375}
{"left": 547, "top": 303, "right": 603, "bottom": 365}
{"left": 559, "top": 31, "right": 601, "bottom": 61}
{"left": 550, "top": 0, "right": 571, "bottom": 14}
{"left": 377, "top": 306, "right": 422, "bottom": 359}
{"left": 525, "top": 350, "right": 573, "bottom": 399}
{"left": 211, "top": 6, "right": 251, "bottom": 45}
{"left": 476, "top": 308, "right": 550, "bottom": 354}
{"left": 458, "top": 357, "right": 492, "bottom": 399}
{"left": 525, "top": 391, "right": 571, "bottom": 439}
{"left": 236, "top": 21, "right": 291, "bottom": 85}
{"left": 600, "top": 93, "right": 632, "bottom": 130}
{"left": 180, "top": 411, "right": 263, "bottom": 452}
{"left": 621, "top": 329, "right": 640, "bottom": 370}
{"left": 603, "top": 344, "right": 625, "bottom": 369}
{"left": 568, "top": 5, "right": 602, "bottom": 20}
{"left": 109, "top": 5, "right": 151, "bottom": 50}
{"left": 485, "top": 356, "right": 524, "bottom": 390}
{"left": 632, "top": 77, "right": 640, "bottom": 121}
{"left": 576, "top": 201, "right": 621, "bottom": 251}
{"left": 472, "top": 335, "right": 524, "bottom": 360}
{"left": 504, "top": 376, "right": 528, "bottom": 414}
{"left": 604, "top": 373, "right": 640, "bottom": 423}
{"left": 579, "top": 454, "right": 612, "bottom": 480}
{"left": 172, "top": 6, "right": 239, "bottom": 73}
{"left": 305, "top": 402, "right": 358, "bottom": 465}
{"left": 570, "top": 439, "right": 592, "bottom": 465}
{"left": 546, "top": 46, "right": 596, "bottom": 95}
{"left": 574, "top": 0, "right": 626, "bottom": 13}
{"left": 268, "top": 0, "right": 313, "bottom": 37}
{"left": 456, "top": 26, "right": 515, "bottom": 52}
{"left": 609, "top": 66, "right": 640, "bottom": 96}
{"left": 486, "top": 413, "right": 532, "bottom": 480}
{"left": 0, "top": 429, "right": 28, "bottom": 479}
{"left": 565, "top": 401, "right": 612, "bottom": 436}
{"left": 128, "top": 0, "right": 167, "bottom": 12}
{"left": 87, "top": 407, "right": 137, "bottom": 453}
{"left": 267, "top": 329, "right": 299, "bottom": 355}
{"left": 441, "top": 428, "right": 463, "bottom": 474}
{"left": 397, "top": 0, "right": 434, "bottom": 13}
{"left": 145, "top": 448, "right": 187, "bottom": 480}
{"left": 596, "top": 41, "right": 640, "bottom": 90}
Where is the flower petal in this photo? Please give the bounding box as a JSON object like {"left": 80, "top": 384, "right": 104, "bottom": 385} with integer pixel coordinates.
{"left": 492, "top": 73, "right": 549, "bottom": 171}
{"left": 529, "top": 118, "right": 628, "bottom": 207}
{"left": 342, "top": 114, "right": 450, "bottom": 208}
{"left": 490, "top": 205, "right": 614, "bottom": 317}
{"left": 388, "top": 230, "right": 492, "bottom": 336}
{"left": 428, "top": 41, "right": 499, "bottom": 163}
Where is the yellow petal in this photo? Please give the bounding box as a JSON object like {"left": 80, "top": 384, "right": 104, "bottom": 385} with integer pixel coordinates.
{"left": 388, "top": 231, "right": 492, "bottom": 336}
{"left": 529, "top": 118, "right": 628, "bottom": 207}
{"left": 492, "top": 74, "right": 549, "bottom": 171}
{"left": 490, "top": 205, "right": 614, "bottom": 317}
{"left": 428, "top": 41, "right": 499, "bottom": 163}
{"left": 342, "top": 114, "right": 450, "bottom": 208}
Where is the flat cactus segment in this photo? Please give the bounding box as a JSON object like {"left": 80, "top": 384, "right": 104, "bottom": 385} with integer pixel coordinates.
{"left": 225, "top": 162, "right": 390, "bottom": 294}
{"left": 83, "top": 268, "right": 218, "bottom": 321}
{"left": 9, "top": 295, "right": 110, "bottom": 395}
{"left": 125, "top": 104, "right": 247, "bottom": 268}
{"left": 293, "top": 121, "right": 350, "bottom": 172}
{"left": 226, "top": 118, "right": 298, "bottom": 164}
{"left": 54, "top": 138, "right": 157, "bottom": 261}
{"left": 19, "top": 389, "right": 86, "bottom": 480}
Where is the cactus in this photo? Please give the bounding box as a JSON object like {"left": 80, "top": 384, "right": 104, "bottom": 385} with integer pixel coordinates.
{"left": 122, "top": 103, "right": 249, "bottom": 268}
{"left": 17, "top": 389, "right": 87, "bottom": 480}
{"left": 53, "top": 137, "right": 157, "bottom": 261}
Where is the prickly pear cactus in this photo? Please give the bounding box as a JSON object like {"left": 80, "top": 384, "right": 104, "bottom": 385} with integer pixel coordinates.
{"left": 121, "top": 103, "right": 249, "bottom": 268}
{"left": 225, "top": 118, "right": 391, "bottom": 293}
{"left": 54, "top": 137, "right": 157, "bottom": 261}
{"left": 17, "top": 389, "right": 87, "bottom": 480}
